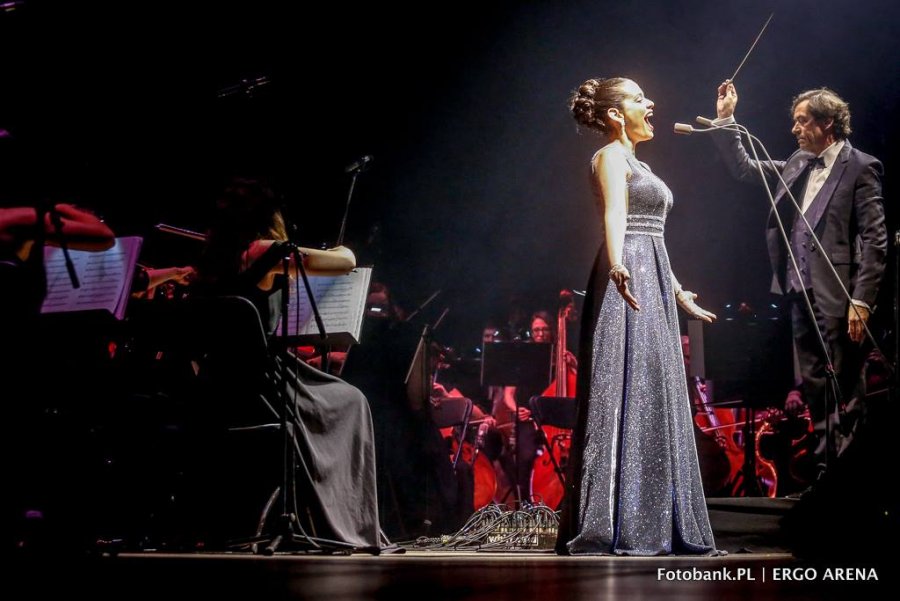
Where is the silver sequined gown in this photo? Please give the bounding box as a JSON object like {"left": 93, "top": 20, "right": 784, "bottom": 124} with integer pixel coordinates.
{"left": 557, "top": 150, "right": 717, "bottom": 555}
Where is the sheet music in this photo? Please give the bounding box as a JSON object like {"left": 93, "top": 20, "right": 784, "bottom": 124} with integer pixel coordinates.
{"left": 281, "top": 267, "right": 372, "bottom": 344}
{"left": 41, "top": 236, "right": 143, "bottom": 320}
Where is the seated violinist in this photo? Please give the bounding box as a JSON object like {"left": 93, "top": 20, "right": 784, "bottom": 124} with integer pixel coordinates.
{"left": 1, "top": 202, "right": 114, "bottom": 552}
{"left": 1, "top": 202, "right": 115, "bottom": 373}
{"left": 192, "top": 177, "right": 383, "bottom": 550}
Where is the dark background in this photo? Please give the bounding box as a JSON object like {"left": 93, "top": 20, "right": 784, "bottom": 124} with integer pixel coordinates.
{"left": 1, "top": 0, "right": 897, "bottom": 354}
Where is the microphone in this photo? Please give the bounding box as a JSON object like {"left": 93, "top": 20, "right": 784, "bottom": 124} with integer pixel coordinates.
{"left": 674, "top": 117, "right": 731, "bottom": 135}
{"left": 216, "top": 75, "right": 271, "bottom": 98}
{"left": 344, "top": 155, "right": 373, "bottom": 174}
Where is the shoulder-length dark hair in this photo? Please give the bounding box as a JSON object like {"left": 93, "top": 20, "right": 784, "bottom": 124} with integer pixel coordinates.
{"left": 198, "top": 177, "right": 287, "bottom": 285}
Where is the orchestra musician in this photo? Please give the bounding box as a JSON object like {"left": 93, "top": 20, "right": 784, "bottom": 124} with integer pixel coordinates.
{"left": 489, "top": 311, "right": 577, "bottom": 505}
{"left": 1, "top": 202, "right": 114, "bottom": 552}
{"left": 193, "top": 176, "right": 382, "bottom": 550}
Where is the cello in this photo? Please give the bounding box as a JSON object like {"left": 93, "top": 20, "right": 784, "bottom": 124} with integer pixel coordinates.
{"left": 691, "top": 379, "right": 779, "bottom": 497}
{"left": 529, "top": 290, "right": 577, "bottom": 508}
{"left": 433, "top": 362, "right": 499, "bottom": 510}
{"left": 690, "top": 378, "right": 744, "bottom": 496}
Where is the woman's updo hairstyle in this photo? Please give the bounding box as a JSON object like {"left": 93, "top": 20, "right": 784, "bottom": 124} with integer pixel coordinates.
{"left": 569, "top": 77, "right": 629, "bottom": 135}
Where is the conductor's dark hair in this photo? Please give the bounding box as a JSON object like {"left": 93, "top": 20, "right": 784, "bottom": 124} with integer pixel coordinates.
{"left": 791, "top": 87, "right": 852, "bottom": 140}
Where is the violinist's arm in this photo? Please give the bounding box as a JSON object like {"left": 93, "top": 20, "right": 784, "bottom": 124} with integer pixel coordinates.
{"left": 45, "top": 204, "right": 115, "bottom": 250}
{"left": 244, "top": 240, "right": 357, "bottom": 280}
{"left": 300, "top": 245, "right": 357, "bottom": 276}
{"left": 146, "top": 265, "right": 197, "bottom": 288}
{"left": 0, "top": 204, "right": 115, "bottom": 251}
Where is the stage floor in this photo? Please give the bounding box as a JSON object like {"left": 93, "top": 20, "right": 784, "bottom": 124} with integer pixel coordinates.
{"left": 11, "top": 497, "right": 891, "bottom": 599}
{"left": 13, "top": 549, "right": 889, "bottom": 600}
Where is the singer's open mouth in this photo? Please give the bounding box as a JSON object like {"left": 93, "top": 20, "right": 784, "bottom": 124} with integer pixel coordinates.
{"left": 644, "top": 112, "right": 654, "bottom": 130}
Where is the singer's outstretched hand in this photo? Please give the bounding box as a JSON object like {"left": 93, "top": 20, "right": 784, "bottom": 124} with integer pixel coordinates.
{"left": 717, "top": 80, "right": 738, "bottom": 119}
{"left": 676, "top": 290, "right": 717, "bottom": 323}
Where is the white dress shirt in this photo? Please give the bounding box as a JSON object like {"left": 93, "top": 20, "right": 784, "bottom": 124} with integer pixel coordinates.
{"left": 801, "top": 140, "right": 844, "bottom": 214}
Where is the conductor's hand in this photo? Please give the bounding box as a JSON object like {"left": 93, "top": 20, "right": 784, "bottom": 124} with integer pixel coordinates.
{"left": 609, "top": 265, "right": 640, "bottom": 311}
{"left": 677, "top": 290, "right": 717, "bottom": 323}
{"left": 717, "top": 80, "right": 737, "bottom": 119}
{"left": 847, "top": 304, "right": 870, "bottom": 343}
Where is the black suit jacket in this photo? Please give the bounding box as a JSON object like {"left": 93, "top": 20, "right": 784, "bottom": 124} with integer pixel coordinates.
{"left": 714, "top": 128, "right": 886, "bottom": 317}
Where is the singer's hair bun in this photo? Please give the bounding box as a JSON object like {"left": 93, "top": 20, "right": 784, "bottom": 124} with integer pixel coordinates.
{"left": 569, "top": 77, "right": 630, "bottom": 135}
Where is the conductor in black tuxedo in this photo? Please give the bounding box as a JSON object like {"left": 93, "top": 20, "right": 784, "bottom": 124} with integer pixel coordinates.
{"left": 711, "top": 81, "right": 887, "bottom": 479}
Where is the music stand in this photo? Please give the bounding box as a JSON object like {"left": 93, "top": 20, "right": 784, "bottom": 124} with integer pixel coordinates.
{"left": 431, "top": 397, "right": 474, "bottom": 470}
{"left": 528, "top": 395, "right": 577, "bottom": 505}
{"left": 688, "top": 316, "right": 792, "bottom": 496}
{"left": 481, "top": 342, "right": 552, "bottom": 504}
{"left": 481, "top": 342, "right": 552, "bottom": 389}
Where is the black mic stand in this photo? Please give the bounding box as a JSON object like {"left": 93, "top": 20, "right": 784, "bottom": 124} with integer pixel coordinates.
{"left": 312, "top": 160, "right": 369, "bottom": 375}
{"left": 893, "top": 230, "right": 900, "bottom": 405}
{"left": 338, "top": 161, "right": 369, "bottom": 247}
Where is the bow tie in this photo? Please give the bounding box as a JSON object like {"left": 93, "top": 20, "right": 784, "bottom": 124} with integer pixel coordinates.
{"left": 807, "top": 156, "right": 825, "bottom": 168}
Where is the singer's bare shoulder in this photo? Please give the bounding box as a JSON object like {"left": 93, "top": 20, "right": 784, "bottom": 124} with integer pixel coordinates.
{"left": 591, "top": 143, "right": 633, "bottom": 179}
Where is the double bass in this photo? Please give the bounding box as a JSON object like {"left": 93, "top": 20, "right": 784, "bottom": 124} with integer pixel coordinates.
{"left": 529, "top": 290, "right": 577, "bottom": 508}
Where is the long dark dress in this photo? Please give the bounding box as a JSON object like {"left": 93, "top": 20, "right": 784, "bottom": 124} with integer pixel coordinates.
{"left": 203, "top": 243, "right": 382, "bottom": 550}
{"left": 557, "top": 150, "right": 717, "bottom": 555}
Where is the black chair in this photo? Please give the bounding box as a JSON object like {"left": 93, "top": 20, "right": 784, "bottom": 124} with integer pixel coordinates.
{"left": 122, "top": 296, "right": 282, "bottom": 547}
{"left": 430, "top": 396, "right": 473, "bottom": 470}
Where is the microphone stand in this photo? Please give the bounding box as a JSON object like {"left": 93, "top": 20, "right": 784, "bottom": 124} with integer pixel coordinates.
{"left": 338, "top": 165, "right": 368, "bottom": 247}
{"left": 404, "top": 290, "right": 442, "bottom": 323}
{"left": 894, "top": 230, "right": 900, "bottom": 404}
{"left": 325, "top": 162, "right": 369, "bottom": 373}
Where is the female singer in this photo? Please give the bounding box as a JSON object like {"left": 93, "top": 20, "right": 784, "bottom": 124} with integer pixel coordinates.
{"left": 556, "top": 78, "right": 720, "bottom": 555}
